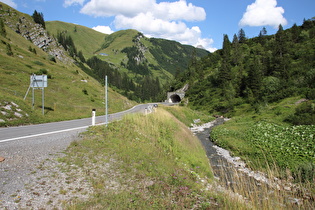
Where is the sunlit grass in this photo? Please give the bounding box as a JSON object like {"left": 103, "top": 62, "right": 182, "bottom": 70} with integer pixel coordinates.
{"left": 0, "top": 24, "right": 136, "bottom": 126}
{"left": 60, "top": 107, "right": 237, "bottom": 209}
{"left": 56, "top": 105, "right": 315, "bottom": 209}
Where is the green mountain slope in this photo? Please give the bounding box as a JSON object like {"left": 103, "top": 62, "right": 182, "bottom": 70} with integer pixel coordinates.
{"left": 46, "top": 21, "right": 106, "bottom": 59}
{"left": 45, "top": 22, "right": 209, "bottom": 85}
{"left": 0, "top": 3, "right": 135, "bottom": 126}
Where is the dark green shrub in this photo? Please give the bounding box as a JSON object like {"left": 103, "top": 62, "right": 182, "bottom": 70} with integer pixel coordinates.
{"left": 82, "top": 88, "right": 88, "bottom": 95}
{"left": 34, "top": 69, "right": 52, "bottom": 79}
{"left": 293, "top": 162, "right": 315, "bottom": 183}
{"left": 6, "top": 43, "right": 13, "bottom": 56}
{"left": 286, "top": 101, "right": 315, "bottom": 125}
{"left": 306, "top": 88, "right": 315, "bottom": 100}
{"left": 48, "top": 55, "right": 56, "bottom": 63}
{"left": 33, "top": 61, "right": 44, "bottom": 66}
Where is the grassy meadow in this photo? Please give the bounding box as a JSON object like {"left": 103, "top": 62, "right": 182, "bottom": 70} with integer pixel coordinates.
{"left": 0, "top": 22, "right": 136, "bottom": 126}
{"left": 45, "top": 21, "right": 106, "bottom": 60}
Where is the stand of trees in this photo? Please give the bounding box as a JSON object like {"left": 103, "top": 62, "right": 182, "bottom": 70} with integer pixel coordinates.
{"left": 172, "top": 18, "right": 315, "bottom": 120}
{"left": 121, "top": 46, "right": 150, "bottom": 75}
{"left": 55, "top": 31, "right": 85, "bottom": 63}
{"left": 32, "top": 10, "right": 45, "bottom": 29}
{"left": 86, "top": 56, "right": 161, "bottom": 102}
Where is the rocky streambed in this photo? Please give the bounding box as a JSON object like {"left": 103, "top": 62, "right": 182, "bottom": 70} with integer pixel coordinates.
{"left": 190, "top": 118, "right": 312, "bottom": 208}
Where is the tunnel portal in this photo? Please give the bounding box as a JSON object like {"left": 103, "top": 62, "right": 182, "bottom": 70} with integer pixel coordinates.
{"left": 169, "top": 94, "right": 181, "bottom": 103}
{"left": 166, "top": 84, "right": 188, "bottom": 104}
{"left": 166, "top": 91, "right": 185, "bottom": 103}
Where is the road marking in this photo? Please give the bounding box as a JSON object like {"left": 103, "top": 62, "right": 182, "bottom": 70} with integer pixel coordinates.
{"left": 0, "top": 125, "right": 90, "bottom": 143}
{"left": 0, "top": 104, "right": 146, "bottom": 144}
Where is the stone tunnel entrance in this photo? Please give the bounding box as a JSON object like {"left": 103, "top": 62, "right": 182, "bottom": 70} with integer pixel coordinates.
{"left": 166, "top": 84, "right": 188, "bottom": 103}
{"left": 169, "top": 94, "right": 181, "bottom": 103}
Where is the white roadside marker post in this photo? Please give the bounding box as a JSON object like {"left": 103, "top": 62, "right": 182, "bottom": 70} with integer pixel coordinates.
{"left": 92, "top": 109, "right": 96, "bottom": 126}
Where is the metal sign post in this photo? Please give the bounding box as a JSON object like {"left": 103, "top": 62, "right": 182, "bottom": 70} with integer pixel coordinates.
{"left": 24, "top": 74, "right": 47, "bottom": 115}
{"left": 105, "top": 75, "right": 108, "bottom": 127}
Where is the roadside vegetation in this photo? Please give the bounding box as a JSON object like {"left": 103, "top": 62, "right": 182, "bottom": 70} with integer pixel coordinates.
{"left": 58, "top": 107, "right": 250, "bottom": 209}
{"left": 170, "top": 18, "right": 315, "bottom": 181}
{"left": 57, "top": 106, "right": 314, "bottom": 209}
{"left": 210, "top": 97, "right": 315, "bottom": 206}
{"left": 169, "top": 16, "right": 315, "bottom": 204}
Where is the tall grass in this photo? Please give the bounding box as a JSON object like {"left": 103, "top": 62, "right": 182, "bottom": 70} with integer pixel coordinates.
{"left": 60, "top": 108, "right": 243, "bottom": 209}
{"left": 210, "top": 98, "right": 315, "bottom": 209}
{"left": 56, "top": 105, "right": 315, "bottom": 209}
{"left": 213, "top": 155, "right": 315, "bottom": 210}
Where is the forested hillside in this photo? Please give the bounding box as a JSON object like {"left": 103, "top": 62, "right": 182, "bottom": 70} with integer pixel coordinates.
{"left": 46, "top": 22, "right": 209, "bottom": 102}
{"left": 173, "top": 18, "right": 315, "bottom": 124}
{"left": 169, "top": 19, "right": 315, "bottom": 188}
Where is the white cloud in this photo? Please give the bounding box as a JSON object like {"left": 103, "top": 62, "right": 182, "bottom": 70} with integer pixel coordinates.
{"left": 153, "top": 0, "right": 206, "bottom": 21}
{"left": 239, "top": 0, "right": 287, "bottom": 28}
{"left": 63, "top": 0, "right": 85, "bottom": 7}
{"left": 66, "top": 0, "right": 213, "bottom": 51}
{"left": 80, "top": 0, "right": 154, "bottom": 17}
{"left": 92, "top": 25, "right": 114, "bottom": 34}
{"left": 115, "top": 13, "right": 215, "bottom": 51}
{"left": 114, "top": 13, "right": 187, "bottom": 36}
{"left": 2, "top": 0, "right": 17, "bottom": 8}
{"left": 196, "top": 38, "right": 216, "bottom": 53}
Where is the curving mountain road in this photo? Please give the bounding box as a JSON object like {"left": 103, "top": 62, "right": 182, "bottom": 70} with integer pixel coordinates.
{"left": 0, "top": 103, "right": 158, "bottom": 208}
{"left": 0, "top": 104, "right": 151, "bottom": 143}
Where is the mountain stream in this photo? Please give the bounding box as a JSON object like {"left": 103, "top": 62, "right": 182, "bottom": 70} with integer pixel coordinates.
{"left": 191, "top": 118, "right": 312, "bottom": 208}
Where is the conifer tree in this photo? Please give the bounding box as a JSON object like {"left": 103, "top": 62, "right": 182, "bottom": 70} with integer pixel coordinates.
{"left": 247, "top": 57, "right": 263, "bottom": 99}
{"left": 238, "top": 28, "right": 246, "bottom": 43}
{"left": 32, "top": 10, "right": 46, "bottom": 29}
{"left": 232, "top": 34, "right": 238, "bottom": 44}
{"left": 260, "top": 27, "right": 267, "bottom": 36}
{"left": 218, "top": 34, "right": 232, "bottom": 87}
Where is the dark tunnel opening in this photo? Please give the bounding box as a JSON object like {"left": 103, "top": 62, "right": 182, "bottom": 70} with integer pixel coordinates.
{"left": 170, "top": 94, "right": 181, "bottom": 103}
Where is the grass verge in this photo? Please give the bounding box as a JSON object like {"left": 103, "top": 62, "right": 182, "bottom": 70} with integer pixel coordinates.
{"left": 59, "top": 107, "right": 246, "bottom": 209}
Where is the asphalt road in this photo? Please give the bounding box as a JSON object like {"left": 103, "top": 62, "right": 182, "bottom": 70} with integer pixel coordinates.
{"left": 0, "top": 103, "right": 151, "bottom": 143}
{"left": 0, "top": 103, "right": 157, "bottom": 208}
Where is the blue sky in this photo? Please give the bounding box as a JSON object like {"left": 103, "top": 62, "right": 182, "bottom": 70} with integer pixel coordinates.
{"left": 2, "top": 0, "right": 315, "bottom": 52}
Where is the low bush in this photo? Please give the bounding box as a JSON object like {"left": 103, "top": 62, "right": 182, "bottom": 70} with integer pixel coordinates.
{"left": 286, "top": 101, "right": 315, "bottom": 125}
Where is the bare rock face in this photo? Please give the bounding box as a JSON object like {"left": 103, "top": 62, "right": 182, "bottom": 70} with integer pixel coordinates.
{"left": 0, "top": 7, "right": 73, "bottom": 64}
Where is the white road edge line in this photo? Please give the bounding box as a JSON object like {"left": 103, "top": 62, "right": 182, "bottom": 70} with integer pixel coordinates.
{"left": 0, "top": 105, "right": 144, "bottom": 143}
{"left": 0, "top": 125, "right": 91, "bottom": 143}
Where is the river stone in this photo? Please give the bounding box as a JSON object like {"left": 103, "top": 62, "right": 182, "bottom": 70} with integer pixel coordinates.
{"left": 0, "top": 156, "right": 5, "bottom": 162}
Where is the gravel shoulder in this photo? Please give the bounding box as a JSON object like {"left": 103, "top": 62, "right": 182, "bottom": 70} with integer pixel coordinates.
{"left": 0, "top": 128, "right": 93, "bottom": 209}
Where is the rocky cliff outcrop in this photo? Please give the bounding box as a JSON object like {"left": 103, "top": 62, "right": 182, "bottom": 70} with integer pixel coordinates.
{"left": 0, "top": 5, "right": 73, "bottom": 64}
